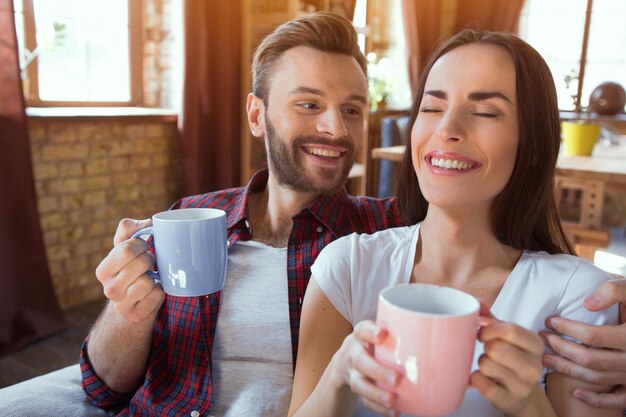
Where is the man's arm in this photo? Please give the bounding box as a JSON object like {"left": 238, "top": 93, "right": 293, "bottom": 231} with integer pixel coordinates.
{"left": 85, "top": 218, "right": 165, "bottom": 393}
{"left": 543, "top": 277, "right": 626, "bottom": 409}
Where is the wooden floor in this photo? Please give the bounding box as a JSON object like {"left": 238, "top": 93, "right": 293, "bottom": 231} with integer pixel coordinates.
{"left": 0, "top": 300, "right": 104, "bottom": 388}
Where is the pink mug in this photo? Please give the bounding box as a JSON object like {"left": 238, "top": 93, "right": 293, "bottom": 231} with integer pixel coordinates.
{"left": 375, "top": 283, "right": 479, "bottom": 416}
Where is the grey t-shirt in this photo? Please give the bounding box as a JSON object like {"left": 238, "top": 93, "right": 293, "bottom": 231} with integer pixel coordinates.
{"left": 210, "top": 239, "right": 293, "bottom": 416}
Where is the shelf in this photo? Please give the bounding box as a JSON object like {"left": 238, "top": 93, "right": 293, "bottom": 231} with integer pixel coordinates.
{"left": 560, "top": 111, "right": 626, "bottom": 134}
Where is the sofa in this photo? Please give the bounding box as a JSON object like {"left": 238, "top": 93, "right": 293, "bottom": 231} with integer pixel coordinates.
{"left": 0, "top": 364, "right": 114, "bottom": 416}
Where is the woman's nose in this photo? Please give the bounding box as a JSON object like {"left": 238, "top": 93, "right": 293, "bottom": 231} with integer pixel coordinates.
{"left": 434, "top": 109, "right": 465, "bottom": 143}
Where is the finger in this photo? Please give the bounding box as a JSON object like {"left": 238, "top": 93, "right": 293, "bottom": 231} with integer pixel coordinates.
{"left": 584, "top": 280, "right": 624, "bottom": 311}
{"left": 115, "top": 278, "right": 165, "bottom": 323}
{"left": 125, "top": 271, "right": 161, "bottom": 304}
{"left": 96, "top": 238, "right": 150, "bottom": 284}
{"left": 483, "top": 340, "right": 543, "bottom": 385}
{"left": 478, "top": 353, "right": 520, "bottom": 389}
{"left": 352, "top": 347, "right": 400, "bottom": 389}
{"left": 102, "top": 252, "right": 155, "bottom": 301}
{"left": 573, "top": 386, "right": 626, "bottom": 410}
{"left": 541, "top": 331, "right": 626, "bottom": 371}
{"left": 348, "top": 368, "right": 397, "bottom": 412}
{"left": 546, "top": 316, "right": 626, "bottom": 350}
{"left": 542, "top": 354, "right": 626, "bottom": 386}
{"left": 362, "top": 398, "right": 399, "bottom": 417}
{"left": 113, "top": 218, "right": 152, "bottom": 246}
{"left": 130, "top": 284, "right": 166, "bottom": 322}
{"left": 353, "top": 321, "right": 387, "bottom": 345}
{"left": 480, "top": 322, "right": 544, "bottom": 357}
{"left": 470, "top": 370, "right": 509, "bottom": 407}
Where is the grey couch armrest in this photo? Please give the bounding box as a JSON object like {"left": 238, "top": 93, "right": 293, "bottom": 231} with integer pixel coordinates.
{"left": 0, "top": 364, "right": 115, "bottom": 417}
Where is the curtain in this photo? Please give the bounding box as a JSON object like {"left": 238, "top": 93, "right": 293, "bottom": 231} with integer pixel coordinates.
{"left": 402, "top": 0, "right": 526, "bottom": 98}
{"left": 179, "top": 0, "right": 242, "bottom": 196}
{"left": 0, "top": 0, "right": 66, "bottom": 356}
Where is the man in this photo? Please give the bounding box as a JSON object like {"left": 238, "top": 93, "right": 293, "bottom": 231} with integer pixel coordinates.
{"left": 543, "top": 278, "right": 626, "bottom": 411}
{"left": 80, "top": 12, "right": 401, "bottom": 417}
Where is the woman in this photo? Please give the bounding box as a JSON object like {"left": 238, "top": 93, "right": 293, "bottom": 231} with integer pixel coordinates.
{"left": 287, "top": 30, "right": 619, "bottom": 417}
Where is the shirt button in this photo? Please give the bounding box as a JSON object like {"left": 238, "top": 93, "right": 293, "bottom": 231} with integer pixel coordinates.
{"left": 227, "top": 240, "right": 231, "bottom": 248}
{"left": 191, "top": 411, "right": 200, "bottom": 417}
{"left": 316, "top": 226, "right": 324, "bottom": 233}
{"left": 244, "top": 219, "right": 250, "bottom": 229}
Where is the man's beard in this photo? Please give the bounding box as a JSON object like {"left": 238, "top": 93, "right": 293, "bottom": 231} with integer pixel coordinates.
{"left": 264, "top": 114, "right": 356, "bottom": 195}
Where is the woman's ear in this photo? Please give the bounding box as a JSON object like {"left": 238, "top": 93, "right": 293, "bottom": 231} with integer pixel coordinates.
{"left": 246, "top": 93, "right": 266, "bottom": 138}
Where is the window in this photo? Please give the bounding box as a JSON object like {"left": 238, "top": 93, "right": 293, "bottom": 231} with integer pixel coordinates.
{"left": 13, "top": 0, "right": 142, "bottom": 106}
{"left": 353, "top": 0, "right": 412, "bottom": 111}
{"left": 519, "top": 0, "right": 626, "bottom": 112}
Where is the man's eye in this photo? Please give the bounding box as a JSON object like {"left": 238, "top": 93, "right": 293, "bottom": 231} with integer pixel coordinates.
{"left": 299, "top": 103, "right": 319, "bottom": 110}
{"left": 342, "top": 108, "right": 361, "bottom": 116}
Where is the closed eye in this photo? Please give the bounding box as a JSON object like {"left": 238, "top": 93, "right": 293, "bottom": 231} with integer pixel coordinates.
{"left": 474, "top": 112, "right": 498, "bottom": 118}
{"left": 419, "top": 107, "right": 442, "bottom": 113}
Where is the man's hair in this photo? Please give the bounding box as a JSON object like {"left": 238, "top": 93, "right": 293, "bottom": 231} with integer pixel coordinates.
{"left": 252, "top": 11, "right": 366, "bottom": 104}
{"left": 396, "top": 29, "right": 574, "bottom": 255}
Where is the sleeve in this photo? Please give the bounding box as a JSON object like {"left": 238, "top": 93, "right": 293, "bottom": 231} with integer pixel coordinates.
{"left": 555, "top": 260, "right": 619, "bottom": 328}
{"left": 79, "top": 336, "right": 133, "bottom": 410}
{"left": 310, "top": 234, "right": 356, "bottom": 324}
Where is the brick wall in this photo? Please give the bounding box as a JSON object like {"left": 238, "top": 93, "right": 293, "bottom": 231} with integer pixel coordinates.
{"left": 144, "top": 0, "right": 183, "bottom": 109}
{"left": 28, "top": 118, "right": 180, "bottom": 309}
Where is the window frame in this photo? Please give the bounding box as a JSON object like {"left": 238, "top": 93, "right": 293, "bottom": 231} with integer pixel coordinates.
{"left": 18, "top": 0, "right": 143, "bottom": 107}
{"left": 574, "top": 0, "right": 593, "bottom": 113}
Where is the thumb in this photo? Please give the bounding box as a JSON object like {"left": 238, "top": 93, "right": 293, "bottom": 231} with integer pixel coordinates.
{"left": 584, "top": 280, "right": 623, "bottom": 311}
{"left": 114, "top": 218, "right": 153, "bottom": 245}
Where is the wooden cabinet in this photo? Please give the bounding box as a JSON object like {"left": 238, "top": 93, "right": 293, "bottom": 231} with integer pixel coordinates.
{"left": 240, "top": 0, "right": 368, "bottom": 195}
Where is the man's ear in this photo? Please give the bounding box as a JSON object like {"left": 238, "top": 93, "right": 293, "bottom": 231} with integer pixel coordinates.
{"left": 246, "top": 93, "right": 265, "bottom": 138}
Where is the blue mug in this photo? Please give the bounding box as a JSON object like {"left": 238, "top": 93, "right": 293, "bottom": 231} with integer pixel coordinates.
{"left": 132, "top": 208, "right": 228, "bottom": 297}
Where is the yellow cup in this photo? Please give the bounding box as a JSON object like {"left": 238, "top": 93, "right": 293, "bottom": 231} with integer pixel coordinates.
{"left": 561, "top": 121, "right": 601, "bottom": 156}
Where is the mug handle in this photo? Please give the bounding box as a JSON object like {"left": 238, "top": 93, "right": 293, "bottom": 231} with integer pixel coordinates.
{"left": 131, "top": 227, "right": 161, "bottom": 285}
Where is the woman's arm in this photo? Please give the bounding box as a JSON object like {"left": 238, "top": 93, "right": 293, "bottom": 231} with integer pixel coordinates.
{"left": 288, "top": 278, "right": 400, "bottom": 417}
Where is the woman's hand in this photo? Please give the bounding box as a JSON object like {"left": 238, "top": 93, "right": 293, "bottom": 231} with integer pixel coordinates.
{"left": 471, "top": 315, "right": 546, "bottom": 416}
{"left": 332, "top": 320, "right": 401, "bottom": 417}
{"left": 289, "top": 280, "right": 400, "bottom": 417}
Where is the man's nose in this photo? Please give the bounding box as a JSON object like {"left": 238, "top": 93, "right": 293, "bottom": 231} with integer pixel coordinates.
{"left": 316, "top": 108, "right": 349, "bottom": 138}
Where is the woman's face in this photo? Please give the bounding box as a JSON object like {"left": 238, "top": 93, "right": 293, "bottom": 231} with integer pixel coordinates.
{"left": 411, "top": 43, "right": 519, "bottom": 210}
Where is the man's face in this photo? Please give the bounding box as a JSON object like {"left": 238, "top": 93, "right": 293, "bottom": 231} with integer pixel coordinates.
{"left": 260, "top": 46, "right": 368, "bottom": 195}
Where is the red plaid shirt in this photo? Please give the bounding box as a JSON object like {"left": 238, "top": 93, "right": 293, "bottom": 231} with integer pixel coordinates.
{"left": 80, "top": 169, "right": 401, "bottom": 416}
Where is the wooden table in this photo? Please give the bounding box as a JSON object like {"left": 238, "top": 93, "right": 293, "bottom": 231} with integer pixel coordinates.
{"left": 371, "top": 145, "right": 405, "bottom": 162}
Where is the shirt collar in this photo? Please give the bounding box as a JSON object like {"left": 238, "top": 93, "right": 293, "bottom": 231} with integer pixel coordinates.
{"left": 226, "top": 169, "right": 268, "bottom": 230}
{"left": 304, "top": 187, "right": 350, "bottom": 238}
{"left": 229, "top": 168, "right": 350, "bottom": 237}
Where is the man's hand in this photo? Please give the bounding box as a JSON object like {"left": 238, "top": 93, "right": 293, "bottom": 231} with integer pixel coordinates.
{"left": 541, "top": 278, "right": 626, "bottom": 409}
{"left": 95, "top": 218, "right": 165, "bottom": 323}
{"left": 87, "top": 218, "right": 166, "bottom": 393}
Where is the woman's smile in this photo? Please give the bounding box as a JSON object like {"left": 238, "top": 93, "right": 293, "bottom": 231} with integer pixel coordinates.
{"left": 424, "top": 150, "right": 481, "bottom": 175}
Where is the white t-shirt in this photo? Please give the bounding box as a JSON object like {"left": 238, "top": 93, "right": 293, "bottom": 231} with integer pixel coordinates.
{"left": 311, "top": 224, "right": 619, "bottom": 417}
{"left": 211, "top": 240, "right": 293, "bottom": 417}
